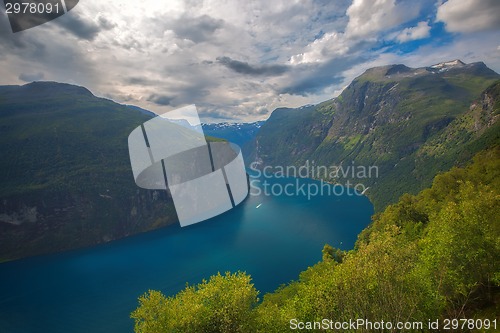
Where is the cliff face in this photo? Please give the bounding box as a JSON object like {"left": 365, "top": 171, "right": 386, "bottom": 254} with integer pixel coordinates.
{"left": 0, "top": 82, "right": 177, "bottom": 261}
{"left": 249, "top": 61, "right": 500, "bottom": 210}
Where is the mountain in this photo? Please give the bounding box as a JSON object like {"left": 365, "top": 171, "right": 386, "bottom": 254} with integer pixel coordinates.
{"left": 124, "top": 104, "right": 156, "bottom": 117}
{"left": 202, "top": 121, "right": 264, "bottom": 147}
{"left": 249, "top": 60, "right": 500, "bottom": 210}
{"left": 0, "top": 82, "right": 177, "bottom": 261}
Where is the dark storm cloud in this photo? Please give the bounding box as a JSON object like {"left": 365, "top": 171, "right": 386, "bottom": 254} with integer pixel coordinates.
{"left": 55, "top": 12, "right": 100, "bottom": 41}
{"left": 126, "top": 77, "right": 162, "bottom": 86}
{"left": 19, "top": 72, "right": 45, "bottom": 82}
{"left": 216, "top": 56, "right": 289, "bottom": 76}
{"left": 170, "top": 15, "right": 224, "bottom": 43}
{"left": 148, "top": 94, "right": 173, "bottom": 106}
{"left": 0, "top": 11, "right": 24, "bottom": 48}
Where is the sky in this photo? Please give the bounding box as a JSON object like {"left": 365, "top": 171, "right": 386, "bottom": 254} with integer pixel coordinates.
{"left": 0, "top": 0, "right": 499, "bottom": 122}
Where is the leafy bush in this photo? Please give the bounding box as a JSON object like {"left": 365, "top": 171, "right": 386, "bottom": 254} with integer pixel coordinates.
{"left": 133, "top": 147, "right": 500, "bottom": 332}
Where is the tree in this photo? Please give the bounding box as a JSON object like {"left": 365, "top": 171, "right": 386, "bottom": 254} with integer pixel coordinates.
{"left": 133, "top": 147, "right": 500, "bottom": 332}
{"left": 131, "top": 272, "right": 259, "bottom": 333}
{"left": 321, "top": 244, "right": 344, "bottom": 263}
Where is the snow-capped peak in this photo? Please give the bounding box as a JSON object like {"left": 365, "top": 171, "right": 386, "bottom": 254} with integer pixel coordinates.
{"left": 430, "top": 59, "right": 465, "bottom": 69}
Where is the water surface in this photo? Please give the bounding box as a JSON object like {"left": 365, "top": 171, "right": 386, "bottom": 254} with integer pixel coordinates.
{"left": 0, "top": 177, "right": 373, "bottom": 333}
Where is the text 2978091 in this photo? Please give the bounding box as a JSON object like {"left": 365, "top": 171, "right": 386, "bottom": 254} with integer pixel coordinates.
{"left": 5, "top": 2, "right": 61, "bottom": 14}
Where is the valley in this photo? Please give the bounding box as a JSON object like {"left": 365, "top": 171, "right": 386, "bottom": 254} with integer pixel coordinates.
{"left": 248, "top": 60, "right": 500, "bottom": 210}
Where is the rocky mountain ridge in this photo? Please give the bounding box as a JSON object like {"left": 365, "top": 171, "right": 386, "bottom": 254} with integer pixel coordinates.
{"left": 249, "top": 60, "right": 500, "bottom": 209}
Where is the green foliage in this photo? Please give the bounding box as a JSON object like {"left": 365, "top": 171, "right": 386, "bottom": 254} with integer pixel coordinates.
{"left": 321, "top": 244, "right": 344, "bottom": 263}
{"left": 419, "top": 182, "right": 499, "bottom": 316}
{"left": 134, "top": 146, "right": 500, "bottom": 332}
{"left": 131, "top": 272, "right": 259, "bottom": 333}
{"left": 0, "top": 82, "right": 177, "bottom": 261}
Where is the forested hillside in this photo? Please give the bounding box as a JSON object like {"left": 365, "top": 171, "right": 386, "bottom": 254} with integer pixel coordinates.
{"left": 249, "top": 61, "right": 499, "bottom": 210}
{"left": 0, "top": 82, "right": 177, "bottom": 261}
{"left": 132, "top": 146, "right": 500, "bottom": 332}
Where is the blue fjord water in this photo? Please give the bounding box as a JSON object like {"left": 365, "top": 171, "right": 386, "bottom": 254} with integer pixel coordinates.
{"left": 0, "top": 177, "right": 373, "bottom": 333}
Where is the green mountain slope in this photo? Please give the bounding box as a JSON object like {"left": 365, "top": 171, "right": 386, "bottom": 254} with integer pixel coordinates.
{"left": 249, "top": 60, "right": 500, "bottom": 210}
{"left": 132, "top": 146, "right": 500, "bottom": 332}
{"left": 0, "top": 82, "right": 177, "bottom": 261}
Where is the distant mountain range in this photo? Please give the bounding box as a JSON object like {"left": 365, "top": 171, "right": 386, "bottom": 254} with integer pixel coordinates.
{"left": 202, "top": 121, "right": 264, "bottom": 147}
{"left": 1, "top": 58, "right": 498, "bottom": 260}
{"left": 248, "top": 60, "right": 500, "bottom": 210}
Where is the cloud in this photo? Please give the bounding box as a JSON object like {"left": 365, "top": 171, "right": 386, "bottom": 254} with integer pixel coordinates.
{"left": 126, "top": 77, "right": 162, "bottom": 86}
{"left": 395, "top": 21, "right": 431, "bottom": 42}
{"left": 55, "top": 12, "right": 101, "bottom": 40}
{"left": 280, "top": 72, "right": 345, "bottom": 96}
{"left": 0, "top": 0, "right": 499, "bottom": 123}
{"left": 170, "top": 15, "right": 224, "bottom": 43}
{"left": 436, "top": 0, "right": 500, "bottom": 33}
{"left": 345, "top": 0, "right": 420, "bottom": 38}
{"left": 148, "top": 94, "right": 173, "bottom": 106}
{"left": 281, "top": 55, "right": 364, "bottom": 96}
{"left": 0, "top": 9, "right": 98, "bottom": 87}
{"left": 97, "top": 15, "right": 117, "bottom": 30}
{"left": 216, "top": 56, "right": 289, "bottom": 76}
{"left": 289, "top": 32, "right": 349, "bottom": 65}
{"left": 288, "top": 0, "right": 426, "bottom": 65}
{"left": 19, "top": 72, "right": 45, "bottom": 82}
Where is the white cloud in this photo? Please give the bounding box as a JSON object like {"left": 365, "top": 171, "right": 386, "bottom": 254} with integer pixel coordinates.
{"left": 345, "top": 0, "right": 420, "bottom": 38}
{"left": 436, "top": 0, "right": 500, "bottom": 33}
{"left": 289, "top": 32, "right": 349, "bottom": 65}
{"left": 0, "top": 0, "right": 498, "bottom": 122}
{"left": 0, "top": 0, "right": 356, "bottom": 122}
{"left": 395, "top": 21, "right": 431, "bottom": 42}
{"left": 288, "top": 0, "right": 425, "bottom": 65}
{"left": 288, "top": 0, "right": 422, "bottom": 66}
